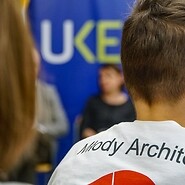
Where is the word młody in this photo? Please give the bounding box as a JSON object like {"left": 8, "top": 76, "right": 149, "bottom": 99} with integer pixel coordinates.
{"left": 77, "top": 138, "right": 123, "bottom": 156}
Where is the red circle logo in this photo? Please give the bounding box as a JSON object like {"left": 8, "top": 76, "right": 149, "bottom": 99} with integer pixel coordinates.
{"left": 89, "top": 170, "right": 155, "bottom": 185}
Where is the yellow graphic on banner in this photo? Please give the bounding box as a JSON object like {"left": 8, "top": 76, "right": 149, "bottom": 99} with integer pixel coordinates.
{"left": 20, "top": 0, "right": 30, "bottom": 9}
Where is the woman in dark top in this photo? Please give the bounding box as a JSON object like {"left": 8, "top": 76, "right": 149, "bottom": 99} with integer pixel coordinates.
{"left": 81, "top": 64, "right": 136, "bottom": 139}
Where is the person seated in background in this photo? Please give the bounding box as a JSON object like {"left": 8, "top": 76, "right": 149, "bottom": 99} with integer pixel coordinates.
{"left": 36, "top": 78, "right": 69, "bottom": 166}
{"left": 34, "top": 49, "right": 69, "bottom": 167}
{"left": 80, "top": 64, "right": 136, "bottom": 139}
{"left": 0, "top": 0, "right": 36, "bottom": 184}
{"left": 48, "top": 0, "right": 185, "bottom": 184}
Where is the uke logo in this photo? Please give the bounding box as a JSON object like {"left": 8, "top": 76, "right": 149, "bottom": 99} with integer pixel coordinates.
{"left": 89, "top": 170, "right": 155, "bottom": 185}
{"left": 41, "top": 20, "right": 121, "bottom": 64}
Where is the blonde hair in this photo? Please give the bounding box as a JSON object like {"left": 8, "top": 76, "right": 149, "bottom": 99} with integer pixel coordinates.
{"left": 0, "top": 0, "right": 35, "bottom": 172}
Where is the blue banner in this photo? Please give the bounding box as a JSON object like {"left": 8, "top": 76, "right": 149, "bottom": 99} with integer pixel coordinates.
{"left": 29, "top": 0, "right": 134, "bottom": 162}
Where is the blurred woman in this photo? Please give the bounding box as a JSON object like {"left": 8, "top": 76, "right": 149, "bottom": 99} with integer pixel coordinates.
{"left": 0, "top": 0, "right": 35, "bottom": 182}
{"left": 80, "top": 64, "right": 136, "bottom": 139}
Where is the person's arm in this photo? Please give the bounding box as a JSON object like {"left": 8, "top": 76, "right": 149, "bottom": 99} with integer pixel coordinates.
{"left": 82, "top": 128, "right": 97, "bottom": 138}
{"left": 80, "top": 97, "right": 97, "bottom": 139}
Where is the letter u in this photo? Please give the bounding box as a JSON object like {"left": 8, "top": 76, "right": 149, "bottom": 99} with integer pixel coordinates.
{"left": 41, "top": 20, "right": 74, "bottom": 64}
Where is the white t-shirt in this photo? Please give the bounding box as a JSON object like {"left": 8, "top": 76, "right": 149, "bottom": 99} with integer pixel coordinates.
{"left": 48, "top": 120, "right": 185, "bottom": 185}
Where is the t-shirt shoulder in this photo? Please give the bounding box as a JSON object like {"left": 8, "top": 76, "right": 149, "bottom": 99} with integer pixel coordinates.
{"left": 62, "top": 120, "right": 185, "bottom": 163}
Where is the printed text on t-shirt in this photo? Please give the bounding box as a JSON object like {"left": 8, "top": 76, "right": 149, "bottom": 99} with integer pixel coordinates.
{"left": 77, "top": 138, "right": 185, "bottom": 165}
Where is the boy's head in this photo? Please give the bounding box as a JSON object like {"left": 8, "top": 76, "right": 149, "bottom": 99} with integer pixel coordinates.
{"left": 121, "top": 0, "right": 185, "bottom": 105}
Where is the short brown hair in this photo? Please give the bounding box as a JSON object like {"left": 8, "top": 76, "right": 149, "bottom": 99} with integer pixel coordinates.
{"left": 121, "top": 0, "right": 185, "bottom": 105}
{"left": 0, "top": 0, "right": 35, "bottom": 172}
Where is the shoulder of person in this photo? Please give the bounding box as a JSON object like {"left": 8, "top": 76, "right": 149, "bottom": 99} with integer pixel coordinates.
{"left": 38, "top": 80, "right": 57, "bottom": 93}
{"left": 86, "top": 94, "right": 101, "bottom": 104}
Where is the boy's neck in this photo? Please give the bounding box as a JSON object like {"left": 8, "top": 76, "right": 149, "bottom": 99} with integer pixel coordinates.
{"left": 134, "top": 99, "right": 185, "bottom": 127}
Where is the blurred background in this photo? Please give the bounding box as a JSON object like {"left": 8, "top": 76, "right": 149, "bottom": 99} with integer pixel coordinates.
{"left": 28, "top": 0, "right": 134, "bottom": 159}
{"left": 21, "top": 0, "right": 135, "bottom": 184}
